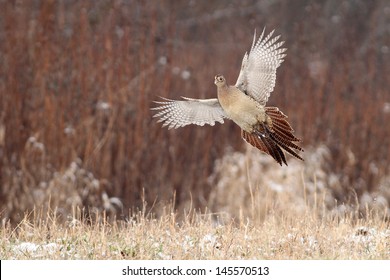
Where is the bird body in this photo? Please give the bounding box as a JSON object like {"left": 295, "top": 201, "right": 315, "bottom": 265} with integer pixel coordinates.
{"left": 152, "top": 28, "right": 303, "bottom": 165}
{"left": 216, "top": 77, "right": 266, "bottom": 133}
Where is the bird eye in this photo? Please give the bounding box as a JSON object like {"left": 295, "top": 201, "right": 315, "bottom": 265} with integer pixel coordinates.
{"left": 218, "top": 77, "right": 223, "bottom": 81}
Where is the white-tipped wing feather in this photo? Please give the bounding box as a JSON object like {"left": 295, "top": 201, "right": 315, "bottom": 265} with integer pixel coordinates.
{"left": 152, "top": 97, "right": 228, "bottom": 129}
{"left": 235, "top": 29, "right": 287, "bottom": 106}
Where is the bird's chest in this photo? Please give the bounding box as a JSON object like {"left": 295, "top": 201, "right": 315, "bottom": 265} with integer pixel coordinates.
{"left": 218, "top": 88, "right": 265, "bottom": 130}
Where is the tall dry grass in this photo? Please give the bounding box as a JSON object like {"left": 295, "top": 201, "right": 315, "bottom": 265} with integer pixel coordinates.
{"left": 1, "top": 193, "right": 389, "bottom": 260}
{"left": 0, "top": 0, "right": 389, "bottom": 224}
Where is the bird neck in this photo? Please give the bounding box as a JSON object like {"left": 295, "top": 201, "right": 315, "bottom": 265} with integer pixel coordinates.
{"left": 217, "top": 83, "right": 228, "bottom": 96}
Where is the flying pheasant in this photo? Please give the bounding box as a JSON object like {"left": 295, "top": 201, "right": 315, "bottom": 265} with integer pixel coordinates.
{"left": 152, "top": 29, "right": 303, "bottom": 165}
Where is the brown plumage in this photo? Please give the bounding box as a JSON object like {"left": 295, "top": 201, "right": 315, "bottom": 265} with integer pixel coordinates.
{"left": 152, "top": 28, "right": 303, "bottom": 165}
{"left": 241, "top": 107, "right": 303, "bottom": 165}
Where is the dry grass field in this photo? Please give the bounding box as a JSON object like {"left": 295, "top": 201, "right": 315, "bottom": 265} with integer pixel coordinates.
{"left": 1, "top": 147, "right": 389, "bottom": 260}
{"left": 1, "top": 1, "right": 389, "bottom": 260}
{"left": 1, "top": 197, "right": 389, "bottom": 260}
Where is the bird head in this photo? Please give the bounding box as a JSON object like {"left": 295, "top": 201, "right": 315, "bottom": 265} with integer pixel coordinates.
{"left": 214, "top": 74, "right": 226, "bottom": 86}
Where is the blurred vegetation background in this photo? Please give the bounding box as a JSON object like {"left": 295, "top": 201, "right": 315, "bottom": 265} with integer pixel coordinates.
{"left": 0, "top": 0, "right": 389, "bottom": 224}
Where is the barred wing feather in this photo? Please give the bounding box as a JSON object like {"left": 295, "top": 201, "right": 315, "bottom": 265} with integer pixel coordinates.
{"left": 235, "top": 29, "right": 286, "bottom": 105}
{"left": 152, "top": 97, "right": 227, "bottom": 129}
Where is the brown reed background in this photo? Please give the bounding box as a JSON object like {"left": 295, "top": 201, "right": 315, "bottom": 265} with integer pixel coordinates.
{"left": 0, "top": 0, "right": 389, "bottom": 224}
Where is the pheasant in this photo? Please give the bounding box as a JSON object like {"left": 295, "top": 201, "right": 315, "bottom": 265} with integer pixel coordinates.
{"left": 152, "top": 29, "right": 303, "bottom": 165}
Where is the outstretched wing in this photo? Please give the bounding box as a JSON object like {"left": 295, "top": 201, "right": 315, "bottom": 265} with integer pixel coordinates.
{"left": 235, "top": 28, "right": 286, "bottom": 106}
{"left": 151, "top": 97, "right": 228, "bottom": 129}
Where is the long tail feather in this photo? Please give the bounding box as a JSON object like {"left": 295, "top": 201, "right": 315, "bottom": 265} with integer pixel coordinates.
{"left": 240, "top": 107, "right": 303, "bottom": 165}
